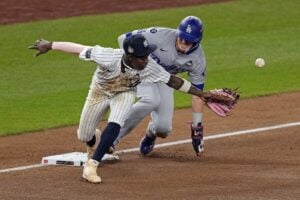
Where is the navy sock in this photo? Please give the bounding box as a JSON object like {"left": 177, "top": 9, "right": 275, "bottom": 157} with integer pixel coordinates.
{"left": 92, "top": 122, "right": 120, "bottom": 162}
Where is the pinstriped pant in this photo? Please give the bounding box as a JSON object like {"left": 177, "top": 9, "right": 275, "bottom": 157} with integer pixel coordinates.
{"left": 77, "top": 81, "right": 136, "bottom": 142}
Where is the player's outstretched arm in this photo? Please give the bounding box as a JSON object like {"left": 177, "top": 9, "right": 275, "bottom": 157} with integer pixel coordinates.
{"left": 167, "top": 75, "right": 234, "bottom": 102}
{"left": 167, "top": 75, "right": 207, "bottom": 98}
{"left": 29, "top": 39, "right": 86, "bottom": 56}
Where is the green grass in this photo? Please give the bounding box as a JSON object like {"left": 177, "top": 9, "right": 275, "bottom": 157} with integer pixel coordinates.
{"left": 0, "top": 0, "right": 299, "bottom": 135}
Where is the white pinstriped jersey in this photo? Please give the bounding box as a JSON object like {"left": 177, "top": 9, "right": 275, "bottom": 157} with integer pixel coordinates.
{"left": 79, "top": 45, "right": 171, "bottom": 97}
{"left": 118, "top": 27, "right": 206, "bottom": 85}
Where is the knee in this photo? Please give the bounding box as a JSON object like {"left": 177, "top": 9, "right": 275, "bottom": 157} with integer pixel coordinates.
{"left": 154, "top": 125, "right": 172, "bottom": 138}
{"left": 77, "top": 128, "right": 94, "bottom": 142}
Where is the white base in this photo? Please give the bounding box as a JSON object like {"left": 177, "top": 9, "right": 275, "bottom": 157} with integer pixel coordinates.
{"left": 41, "top": 152, "right": 119, "bottom": 167}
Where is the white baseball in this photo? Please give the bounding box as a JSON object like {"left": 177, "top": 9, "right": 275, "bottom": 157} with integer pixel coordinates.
{"left": 255, "top": 58, "right": 265, "bottom": 67}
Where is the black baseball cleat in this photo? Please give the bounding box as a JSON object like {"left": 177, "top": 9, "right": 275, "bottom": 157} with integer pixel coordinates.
{"left": 139, "top": 134, "right": 156, "bottom": 155}
{"left": 191, "top": 123, "right": 204, "bottom": 156}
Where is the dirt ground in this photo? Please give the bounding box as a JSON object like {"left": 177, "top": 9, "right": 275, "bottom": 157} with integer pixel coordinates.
{"left": 0, "top": 1, "right": 299, "bottom": 200}
{"left": 0, "top": 0, "right": 230, "bottom": 25}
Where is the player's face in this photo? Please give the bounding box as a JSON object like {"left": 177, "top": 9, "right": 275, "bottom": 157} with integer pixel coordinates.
{"left": 128, "top": 55, "right": 149, "bottom": 70}
{"left": 176, "top": 38, "right": 193, "bottom": 53}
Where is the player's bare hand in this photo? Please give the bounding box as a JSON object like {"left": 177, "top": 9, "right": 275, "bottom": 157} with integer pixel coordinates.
{"left": 28, "top": 39, "right": 52, "bottom": 57}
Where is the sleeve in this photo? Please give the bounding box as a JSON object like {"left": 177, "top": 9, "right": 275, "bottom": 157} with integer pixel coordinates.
{"left": 79, "top": 45, "right": 118, "bottom": 64}
{"left": 79, "top": 46, "right": 93, "bottom": 61}
{"left": 188, "top": 49, "right": 206, "bottom": 86}
{"left": 192, "top": 83, "right": 204, "bottom": 91}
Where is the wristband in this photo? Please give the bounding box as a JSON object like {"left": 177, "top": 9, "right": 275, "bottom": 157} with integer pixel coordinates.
{"left": 178, "top": 79, "right": 191, "bottom": 93}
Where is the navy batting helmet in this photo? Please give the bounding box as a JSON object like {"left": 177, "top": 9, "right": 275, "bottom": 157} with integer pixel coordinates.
{"left": 176, "top": 16, "right": 203, "bottom": 44}
{"left": 123, "top": 34, "right": 157, "bottom": 57}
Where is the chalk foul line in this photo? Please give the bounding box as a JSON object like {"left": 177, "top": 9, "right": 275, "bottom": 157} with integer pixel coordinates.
{"left": 1, "top": 121, "right": 299, "bottom": 173}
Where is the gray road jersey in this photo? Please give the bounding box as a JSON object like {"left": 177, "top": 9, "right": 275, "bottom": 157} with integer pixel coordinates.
{"left": 79, "top": 46, "right": 170, "bottom": 97}
{"left": 118, "top": 27, "right": 206, "bottom": 85}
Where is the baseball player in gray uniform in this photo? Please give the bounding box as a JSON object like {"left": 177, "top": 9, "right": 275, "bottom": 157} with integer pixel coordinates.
{"left": 114, "top": 16, "right": 206, "bottom": 157}
{"left": 30, "top": 33, "right": 214, "bottom": 183}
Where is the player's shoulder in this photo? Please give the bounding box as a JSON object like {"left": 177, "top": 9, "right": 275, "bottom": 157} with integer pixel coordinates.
{"left": 140, "top": 27, "right": 176, "bottom": 44}
{"left": 145, "top": 27, "right": 176, "bottom": 35}
{"left": 92, "top": 45, "right": 123, "bottom": 54}
{"left": 135, "top": 27, "right": 175, "bottom": 37}
{"left": 88, "top": 45, "right": 123, "bottom": 63}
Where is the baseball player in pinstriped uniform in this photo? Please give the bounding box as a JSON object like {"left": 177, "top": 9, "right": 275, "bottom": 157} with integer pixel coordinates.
{"left": 113, "top": 16, "right": 206, "bottom": 156}
{"left": 29, "top": 34, "right": 214, "bottom": 183}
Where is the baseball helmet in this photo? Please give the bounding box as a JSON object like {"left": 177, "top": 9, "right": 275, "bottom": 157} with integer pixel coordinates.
{"left": 176, "top": 16, "right": 203, "bottom": 44}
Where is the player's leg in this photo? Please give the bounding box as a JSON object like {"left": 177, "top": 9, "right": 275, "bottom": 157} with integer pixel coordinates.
{"left": 83, "top": 91, "right": 135, "bottom": 183}
{"left": 77, "top": 100, "right": 109, "bottom": 141}
{"left": 191, "top": 95, "right": 205, "bottom": 156}
{"left": 92, "top": 91, "right": 136, "bottom": 162}
{"left": 113, "top": 83, "right": 161, "bottom": 145}
{"left": 140, "top": 84, "right": 174, "bottom": 155}
{"left": 77, "top": 83, "right": 110, "bottom": 159}
{"left": 149, "top": 84, "right": 174, "bottom": 137}
{"left": 188, "top": 80, "right": 205, "bottom": 156}
{"left": 77, "top": 99, "right": 109, "bottom": 159}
